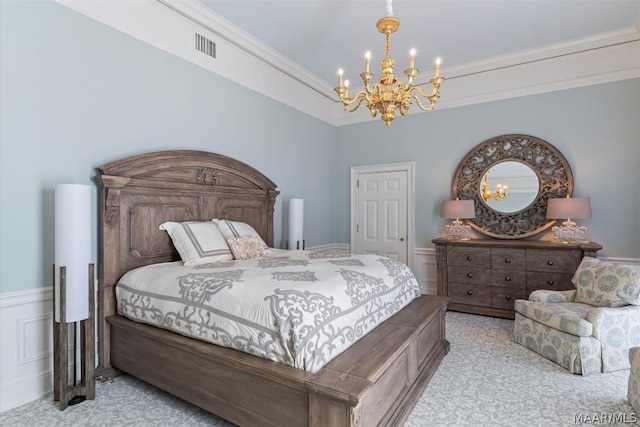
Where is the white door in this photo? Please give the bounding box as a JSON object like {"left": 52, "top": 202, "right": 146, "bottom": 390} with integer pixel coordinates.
{"left": 354, "top": 170, "right": 409, "bottom": 263}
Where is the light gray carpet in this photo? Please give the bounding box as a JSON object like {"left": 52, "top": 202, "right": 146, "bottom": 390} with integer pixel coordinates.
{"left": 1, "top": 312, "right": 635, "bottom": 426}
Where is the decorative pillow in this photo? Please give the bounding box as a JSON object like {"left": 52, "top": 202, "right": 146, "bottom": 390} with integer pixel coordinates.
{"left": 227, "top": 236, "right": 266, "bottom": 260}
{"left": 159, "top": 221, "right": 233, "bottom": 266}
{"left": 572, "top": 257, "right": 640, "bottom": 307}
{"left": 212, "top": 219, "right": 269, "bottom": 249}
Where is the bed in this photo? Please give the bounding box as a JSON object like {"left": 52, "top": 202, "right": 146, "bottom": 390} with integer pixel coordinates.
{"left": 95, "top": 150, "right": 449, "bottom": 427}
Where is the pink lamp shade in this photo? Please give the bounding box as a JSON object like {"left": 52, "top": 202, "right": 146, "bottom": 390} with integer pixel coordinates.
{"left": 546, "top": 197, "right": 592, "bottom": 219}
{"left": 441, "top": 199, "right": 475, "bottom": 219}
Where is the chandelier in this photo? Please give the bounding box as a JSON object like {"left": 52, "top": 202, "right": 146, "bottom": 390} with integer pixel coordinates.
{"left": 481, "top": 171, "right": 507, "bottom": 202}
{"left": 334, "top": 0, "right": 444, "bottom": 127}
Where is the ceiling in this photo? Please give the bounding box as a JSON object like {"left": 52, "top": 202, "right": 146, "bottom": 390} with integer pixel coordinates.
{"left": 198, "top": 0, "right": 640, "bottom": 87}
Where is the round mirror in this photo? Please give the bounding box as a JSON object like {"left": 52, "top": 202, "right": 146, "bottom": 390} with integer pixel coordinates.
{"left": 453, "top": 134, "right": 573, "bottom": 239}
{"left": 479, "top": 161, "right": 539, "bottom": 213}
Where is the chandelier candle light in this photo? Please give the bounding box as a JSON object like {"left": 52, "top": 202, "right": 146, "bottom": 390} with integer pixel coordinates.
{"left": 335, "top": 0, "right": 444, "bottom": 127}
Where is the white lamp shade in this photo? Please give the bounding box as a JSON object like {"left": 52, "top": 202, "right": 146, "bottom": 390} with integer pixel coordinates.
{"left": 546, "top": 197, "right": 592, "bottom": 219}
{"left": 288, "top": 198, "right": 304, "bottom": 250}
{"left": 441, "top": 199, "right": 475, "bottom": 219}
{"left": 54, "top": 184, "right": 91, "bottom": 323}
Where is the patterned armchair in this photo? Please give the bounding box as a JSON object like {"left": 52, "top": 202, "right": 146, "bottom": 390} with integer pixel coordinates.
{"left": 629, "top": 347, "right": 640, "bottom": 414}
{"left": 513, "top": 257, "right": 640, "bottom": 375}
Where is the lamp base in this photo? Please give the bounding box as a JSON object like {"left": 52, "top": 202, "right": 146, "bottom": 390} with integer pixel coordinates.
{"left": 445, "top": 219, "right": 472, "bottom": 240}
{"left": 53, "top": 264, "right": 96, "bottom": 411}
{"left": 551, "top": 220, "right": 588, "bottom": 243}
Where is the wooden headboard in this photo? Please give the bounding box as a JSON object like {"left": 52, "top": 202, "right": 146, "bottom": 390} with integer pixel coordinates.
{"left": 95, "top": 150, "right": 279, "bottom": 373}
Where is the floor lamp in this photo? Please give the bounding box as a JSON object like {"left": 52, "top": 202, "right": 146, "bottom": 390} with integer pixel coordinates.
{"left": 287, "top": 198, "right": 305, "bottom": 249}
{"left": 53, "top": 184, "right": 95, "bottom": 410}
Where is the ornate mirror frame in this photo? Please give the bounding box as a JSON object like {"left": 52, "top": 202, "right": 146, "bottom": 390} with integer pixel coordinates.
{"left": 453, "top": 134, "right": 573, "bottom": 239}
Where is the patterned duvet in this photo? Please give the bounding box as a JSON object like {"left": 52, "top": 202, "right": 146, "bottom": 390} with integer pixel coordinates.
{"left": 116, "top": 250, "right": 421, "bottom": 372}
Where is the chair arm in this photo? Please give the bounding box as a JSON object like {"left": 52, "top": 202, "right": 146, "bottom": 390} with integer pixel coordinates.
{"left": 589, "top": 305, "right": 640, "bottom": 338}
{"left": 528, "top": 289, "right": 576, "bottom": 303}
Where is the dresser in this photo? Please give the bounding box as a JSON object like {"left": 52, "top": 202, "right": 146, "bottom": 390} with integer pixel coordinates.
{"left": 432, "top": 238, "right": 602, "bottom": 319}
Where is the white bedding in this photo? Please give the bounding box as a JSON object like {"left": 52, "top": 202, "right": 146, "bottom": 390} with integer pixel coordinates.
{"left": 116, "top": 249, "right": 421, "bottom": 372}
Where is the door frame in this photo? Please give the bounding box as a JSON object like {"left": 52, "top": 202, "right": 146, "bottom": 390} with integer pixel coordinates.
{"left": 350, "top": 162, "right": 415, "bottom": 271}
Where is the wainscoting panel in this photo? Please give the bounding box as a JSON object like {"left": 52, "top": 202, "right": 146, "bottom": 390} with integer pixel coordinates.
{"left": 0, "top": 288, "right": 54, "bottom": 412}
{"left": 414, "top": 248, "right": 438, "bottom": 295}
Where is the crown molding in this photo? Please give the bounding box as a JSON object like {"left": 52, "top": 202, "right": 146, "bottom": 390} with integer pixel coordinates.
{"left": 56, "top": 1, "right": 639, "bottom": 127}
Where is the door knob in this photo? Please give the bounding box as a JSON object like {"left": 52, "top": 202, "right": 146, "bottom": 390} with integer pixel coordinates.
{"left": 400, "top": 237, "right": 405, "bottom": 241}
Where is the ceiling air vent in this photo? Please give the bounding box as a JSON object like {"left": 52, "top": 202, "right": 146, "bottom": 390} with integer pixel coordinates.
{"left": 195, "top": 33, "right": 216, "bottom": 59}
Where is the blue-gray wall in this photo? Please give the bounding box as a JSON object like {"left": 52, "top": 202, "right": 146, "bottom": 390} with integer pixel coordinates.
{"left": 0, "top": 1, "right": 337, "bottom": 293}
{"left": 336, "top": 79, "right": 640, "bottom": 258}
{"left": 1, "top": 1, "right": 638, "bottom": 295}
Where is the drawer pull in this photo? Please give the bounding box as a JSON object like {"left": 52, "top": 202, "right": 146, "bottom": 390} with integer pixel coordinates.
{"left": 467, "top": 272, "right": 473, "bottom": 278}
{"left": 505, "top": 295, "right": 512, "bottom": 300}
{"left": 466, "top": 255, "right": 473, "bottom": 261}
{"left": 505, "top": 276, "right": 511, "bottom": 281}
{"left": 547, "top": 280, "right": 554, "bottom": 286}
{"left": 547, "top": 260, "right": 554, "bottom": 266}
{"left": 467, "top": 290, "right": 473, "bottom": 296}
{"left": 505, "top": 258, "right": 511, "bottom": 263}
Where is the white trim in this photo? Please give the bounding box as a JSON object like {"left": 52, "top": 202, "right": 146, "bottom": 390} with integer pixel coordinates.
{"left": 55, "top": 0, "right": 336, "bottom": 125}
{"left": 350, "top": 162, "right": 415, "bottom": 271}
{"left": 54, "top": 1, "right": 640, "bottom": 127}
{"left": 0, "top": 287, "right": 52, "bottom": 309}
{"left": 414, "top": 248, "right": 437, "bottom": 295}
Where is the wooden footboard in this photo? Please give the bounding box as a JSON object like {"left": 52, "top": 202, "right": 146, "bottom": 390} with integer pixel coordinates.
{"left": 107, "top": 295, "right": 448, "bottom": 427}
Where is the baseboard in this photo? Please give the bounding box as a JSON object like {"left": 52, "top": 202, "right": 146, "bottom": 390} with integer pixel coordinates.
{"left": 1, "top": 248, "right": 634, "bottom": 412}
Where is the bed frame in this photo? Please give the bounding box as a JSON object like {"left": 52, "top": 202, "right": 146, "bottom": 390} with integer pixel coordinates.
{"left": 95, "top": 150, "right": 449, "bottom": 427}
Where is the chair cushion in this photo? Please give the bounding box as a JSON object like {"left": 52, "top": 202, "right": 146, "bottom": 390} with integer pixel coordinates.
{"left": 514, "top": 300, "right": 593, "bottom": 337}
{"left": 572, "top": 257, "right": 640, "bottom": 307}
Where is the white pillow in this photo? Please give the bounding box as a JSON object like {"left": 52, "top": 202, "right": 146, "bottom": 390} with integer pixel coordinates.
{"left": 159, "top": 221, "right": 233, "bottom": 266}
{"left": 212, "top": 219, "right": 269, "bottom": 249}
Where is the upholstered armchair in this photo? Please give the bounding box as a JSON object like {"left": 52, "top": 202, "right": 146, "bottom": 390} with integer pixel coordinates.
{"left": 513, "top": 257, "right": 640, "bottom": 375}
{"left": 629, "top": 347, "right": 640, "bottom": 414}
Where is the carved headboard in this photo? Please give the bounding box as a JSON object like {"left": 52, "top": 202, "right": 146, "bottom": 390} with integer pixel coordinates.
{"left": 95, "top": 150, "right": 279, "bottom": 364}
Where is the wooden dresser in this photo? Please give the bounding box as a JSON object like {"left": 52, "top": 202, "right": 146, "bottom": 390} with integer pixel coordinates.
{"left": 432, "top": 238, "right": 602, "bottom": 319}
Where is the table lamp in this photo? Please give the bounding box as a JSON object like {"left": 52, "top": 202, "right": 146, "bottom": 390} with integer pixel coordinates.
{"left": 441, "top": 199, "right": 475, "bottom": 240}
{"left": 546, "top": 196, "right": 592, "bottom": 242}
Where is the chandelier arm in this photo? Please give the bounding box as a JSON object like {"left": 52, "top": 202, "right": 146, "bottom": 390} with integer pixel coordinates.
{"left": 412, "top": 84, "right": 439, "bottom": 100}
{"left": 410, "top": 85, "right": 440, "bottom": 111}
{"left": 341, "top": 90, "right": 368, "bottom": 112}
{"left": 410, "top": 93, "right": 435, "bottom": 112}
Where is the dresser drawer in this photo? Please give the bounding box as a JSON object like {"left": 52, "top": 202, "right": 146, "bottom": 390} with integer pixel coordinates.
{"left": 449, "top": 283, "right": 491, "bottom": 307}
{"left": 526, "top": 249, "right": 581, "bottom": 273}
{"left": 491, "top": 269, "right": 526, "bottom": 289}
{"left": 491, "top": 286, "right": 528, "bottom": 310}
{"left": 448, "top": 246, "right": 490, "bottom": 267}
{"left": 447, "top": 266, "right": 489, "bottom": 285}
{"left": 491, "top": 248, "right": 526, "bottom": 270}
{"left": 526, "top": 272, "right": 575, "bottom": 292}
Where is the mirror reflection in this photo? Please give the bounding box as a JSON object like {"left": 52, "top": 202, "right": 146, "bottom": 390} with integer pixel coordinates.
{"left": 479, "top": 161, "right": 539, "bottom": 213}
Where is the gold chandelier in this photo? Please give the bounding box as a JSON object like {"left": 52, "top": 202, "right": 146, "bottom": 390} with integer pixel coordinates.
{"left": 334, "top": 0, "right": 444, "bottom": 127}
